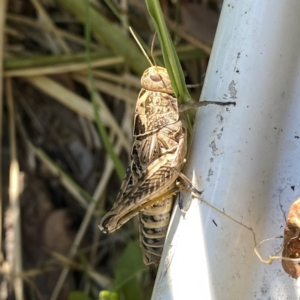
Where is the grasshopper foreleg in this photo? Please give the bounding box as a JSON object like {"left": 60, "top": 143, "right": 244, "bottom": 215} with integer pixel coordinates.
{"left": 179, "top": 100, "right": 236, "bottom": 112}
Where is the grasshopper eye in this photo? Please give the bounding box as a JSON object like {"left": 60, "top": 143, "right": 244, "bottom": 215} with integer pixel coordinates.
{"left": 150, "top": 73, "right": 162, "bottom": 82}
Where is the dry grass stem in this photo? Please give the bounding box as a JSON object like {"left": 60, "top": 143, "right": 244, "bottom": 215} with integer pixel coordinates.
{"left": 73, "top": 74, "right": 137, "bottom": 105}
{"left": 6, "top": 78, "right": 24, "bottom": 300}
{"left": 7, "top": 13, "right": 100, "bottom": 50}
{"left": 90, "top": 70, "right": 141, "bottom": 89}
{"left": 4, "top": 56, "right": 125, "bottom": 77}
{"left": 29, "top": 0, "right": 69, "bottom": 53}
{"left": 0, "top": 0, "right": 7, "bottom": 267}
{"left": 24, "top": 74, "right": 131, "bottom": 154}
{"left": 25, "top": 75, "right": 109, "bottom": 122}
{"left": 50, "top": 137, "right": 123, "bottom": 300}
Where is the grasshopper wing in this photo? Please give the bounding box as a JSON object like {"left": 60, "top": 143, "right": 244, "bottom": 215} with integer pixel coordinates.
{"left": 100, "top": 153, "right": 179, "bottom": 233}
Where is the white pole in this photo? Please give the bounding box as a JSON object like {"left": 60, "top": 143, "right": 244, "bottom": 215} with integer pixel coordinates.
{"left": 152, "top": 1, "right": 300, "bottom": 299}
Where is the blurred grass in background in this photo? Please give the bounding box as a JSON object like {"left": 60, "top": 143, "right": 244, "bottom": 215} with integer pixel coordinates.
{"left": 0, "top": 0, "right": 221, "bottom": 299}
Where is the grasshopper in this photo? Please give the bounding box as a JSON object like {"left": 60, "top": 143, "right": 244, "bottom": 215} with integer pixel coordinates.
{"left": 100, "top": 29, "right": 235, "bottom": 266}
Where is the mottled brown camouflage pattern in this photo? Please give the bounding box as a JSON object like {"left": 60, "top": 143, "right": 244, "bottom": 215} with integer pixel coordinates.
{"left": 100, "top": 66, "right": 187, "bottom": 266}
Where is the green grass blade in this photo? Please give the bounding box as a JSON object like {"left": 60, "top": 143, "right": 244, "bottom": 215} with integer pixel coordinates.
{"left": 145, "top": 0, "right": 191, "bottom": 104}
{"left": 145, "top": 0, "right": 194, "bottom": 134}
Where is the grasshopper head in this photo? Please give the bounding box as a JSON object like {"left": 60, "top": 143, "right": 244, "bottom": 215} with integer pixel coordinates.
{"left": 141, "top": 66, "right": 173, "bottom": 94}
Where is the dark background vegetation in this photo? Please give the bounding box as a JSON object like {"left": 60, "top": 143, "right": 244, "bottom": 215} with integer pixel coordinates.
{"left": 1, "top": 0, "right": 221, "bottom": 299}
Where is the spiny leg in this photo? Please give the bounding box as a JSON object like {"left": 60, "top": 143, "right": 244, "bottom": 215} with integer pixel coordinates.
{"left": 173, "top": 169, "right": 203, "bottom": 214}
{"left": 186, "top": 73, "right": 206, "bottom": 89}
{"left": 179, "top": 100, "right": 236, "bottom": 112}
{"left": 173, "top": 168, "right": 203, "bottom": 196}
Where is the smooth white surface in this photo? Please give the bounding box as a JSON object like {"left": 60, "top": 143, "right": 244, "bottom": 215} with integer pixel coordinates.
{"left": 152, "top": 1, "right": 300, "bottom": 299}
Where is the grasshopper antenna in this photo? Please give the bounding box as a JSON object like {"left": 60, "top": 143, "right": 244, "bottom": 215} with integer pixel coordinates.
{"left": 151, "top": 32, "right": 157, "bottom": 68}
{"left": 129, "top": 27, "right": 153, "bottom": 67}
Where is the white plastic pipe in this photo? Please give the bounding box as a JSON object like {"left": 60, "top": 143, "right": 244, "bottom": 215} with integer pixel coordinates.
{"left": 152, "top": 1, "right": 300, "bottom": 299}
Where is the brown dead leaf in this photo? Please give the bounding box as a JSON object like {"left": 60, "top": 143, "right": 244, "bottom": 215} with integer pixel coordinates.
{"left": 43, "top": 209, "right": 75, "bottom": 255}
